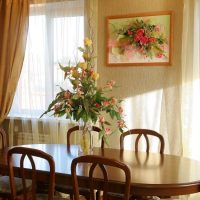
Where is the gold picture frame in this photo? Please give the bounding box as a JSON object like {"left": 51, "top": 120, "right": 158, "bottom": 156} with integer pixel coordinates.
{"left": 106, "top": 11, "right": 173, "bottom": 66}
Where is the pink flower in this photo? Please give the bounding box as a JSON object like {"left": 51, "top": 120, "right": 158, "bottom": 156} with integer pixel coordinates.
{"left": 136, "top": 47, "right": 145, "bottom": 55}
{"left": 127, "top": 30, "right": 133, "bottom": 35}
{"left": 156, "top": 53, "right": 163, "bottom": 58}
{"left": 124, "top": 44, "right": 133, "bottom": 50}
{"left": 106, "top": 84, "right": 113, "bottom": 90}
{"left": 105, "top": 128, "right": 111, "bottom": 135}
{"left": 64, "top": 90, "right": 72, "bottom": 99}
{"left": 134, "top": 35, "right": 141, "bottom": 42}
{"left": 110, "top": 80, "right": 116, "bottom": 86}
{"left": 148, "top": 37, "right": 155, "bottom": 43}
{"left": 117, "top": 120, "right": 125, "bottom": 128}
{"left": 90, "top": 69, "right": 94, "bottom": 76}
{"left": 124, "top": 45, "right": 135, "bottom": 60}
{"left": 54, "top": 104, "right": 61, "bottom": 111}
{"left": 105, "top": 80, "right": 116, "bottom": 90}
{"left": 110, "top": 98, "right": 117, "bottom": 105}
{"left": 82, "top": 70, "right": 87, "bottom": 77}
{"left": 94, "top": 103, "right": 101, "bottom": 108}
{"left": 99, "top": 116, "right": 105, "bottom": 123}
{"left": 106, "top": 80, "right": 115, "bottom": 86}
{"left": 67, "top": 100, "right": 73, "bottom": 105}
{"left": 136, "top": 29, "right": 145, "bottom": 36}
{"left": 65, "top": 68, "right": 74, "bottom": 77}
{"left": 118, "top": 106, "right": 123, "bottom": 114}
{"left": 102, "top": 101, "right": 110, "bottom": 107}
{"left": 155, "top": 25, "right": 161, "bottom": 32}
{"left": 140, "top": 36, "right": 148, "bottom": 45}
{"left": 77, "top": 89, "right": 84, "bottom": 96}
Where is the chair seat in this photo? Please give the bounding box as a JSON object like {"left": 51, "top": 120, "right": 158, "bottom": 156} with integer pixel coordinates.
{"left": 36, "top": 193, "right": 69, "bottom": 200}
{"left": 130, "top": 195, "right": 161, "bottom": 200}
{"left": 98, "top": 192, "right": 124, "bottom": 200}
{"left": 55, "top": 184, "right": 90, "bottom": 199}
{"left": 55, "top": 184, "right": 90, "bottom": 194}
{"left": 0, "top": 176, "right": 32, "bottom": 194}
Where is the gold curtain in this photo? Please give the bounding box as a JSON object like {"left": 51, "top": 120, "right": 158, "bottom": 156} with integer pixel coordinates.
{"left": 0, "top": 0, "right": 29, "bottom": 124}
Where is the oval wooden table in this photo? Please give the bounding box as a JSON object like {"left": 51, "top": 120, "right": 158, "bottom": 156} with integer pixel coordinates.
{"left": 1, "top": 144, "right": 200, "bottom": 197}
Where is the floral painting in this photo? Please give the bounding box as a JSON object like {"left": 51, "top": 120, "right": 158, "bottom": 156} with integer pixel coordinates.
{"left": 106, "top": 11, "right": 173, "bottom": 66}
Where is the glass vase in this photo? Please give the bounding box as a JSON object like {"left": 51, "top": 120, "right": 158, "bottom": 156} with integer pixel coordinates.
{"left": 78, "top": 121, "right": 93, "bottom": 155}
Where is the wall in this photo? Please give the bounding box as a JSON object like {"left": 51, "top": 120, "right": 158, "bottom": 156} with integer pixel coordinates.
{"left": 2, "top": 0, "right": 184, "bottom": 152}
{"left": 97, "top": 0, "right": 183, "bottom": 150}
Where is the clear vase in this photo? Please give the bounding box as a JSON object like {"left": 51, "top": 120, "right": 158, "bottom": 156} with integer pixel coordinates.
{"left": 78, "top": 122, "right": 93, "bottom": 155}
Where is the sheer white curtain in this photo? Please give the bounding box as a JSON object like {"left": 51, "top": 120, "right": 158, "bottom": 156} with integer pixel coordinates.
{"left": 8, "top": 0, "right": 85, "bottom": 145}
{"left": 181, "top": 0, "right": 200, "bottom": 160}
{"left": 121, "top": 87, "right": 182, "bottom": 155}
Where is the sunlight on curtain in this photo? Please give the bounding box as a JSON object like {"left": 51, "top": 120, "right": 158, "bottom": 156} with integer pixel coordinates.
{"left": 122, "top": 90, "right": 168, "bottom": 153}
{"left": 8, "top": 0, "right": 84, "bottom": 145}
{"left": 182, "top": 0, "right": 200, "bottom": 160}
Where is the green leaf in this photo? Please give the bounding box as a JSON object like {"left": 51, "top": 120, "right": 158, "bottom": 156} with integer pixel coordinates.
{"left": 59, "top": 63, "right": 70, "bottom": 72}
{"left": 104, "top": 121, "right": 111, "bottom": 126}
{"left": 119, "top": 128, "right": 123, "bottom": 133}
{"left": 83, "top": 100, "right": 89, "bottom": 113}
{"left": 111, "top": 47, "right": 124, "bottom": 55}
{"left": 98, "top": 131, "right": 104, "bottom": 140}
{"left": 81, "top": 112, "right": 88, "bottom": 122}
{"left": 115, "top": 112, "right": 121, "bottom": 120}
{"left": 59, "top": 87, "right": 65, "bottom": 92}
{"left": 109, "top": 110, "right": 115, "bottom": 119}
{"left": 39, "top": 108, "right": 54, "bottom": 118}
{"left": 65, "top": 109, "right": 72, "bottom": 119}
{"left": 78, "top": 47, "right": 85, "bottom": 52}
{"left": 90, "top": 111, "right": 98, "bottom": 123}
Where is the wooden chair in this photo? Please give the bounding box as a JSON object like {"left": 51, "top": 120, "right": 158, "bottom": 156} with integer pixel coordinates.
{"left": 7, "top": 146, "right": 55, "bottom": 200}
{"left": 120, "top": 129, "right": 165, "bottom": 153}
{"left": 0, "top": 127, "right": 32, "bottom": 200}
{"left": 56, "top": 125, "right": 104, "bottom": 200}
{"left": 71, "top": 155, "right": 131, "bottom": 200}
{"left": 120, "top": 129, "right": 165, "bottom": 200}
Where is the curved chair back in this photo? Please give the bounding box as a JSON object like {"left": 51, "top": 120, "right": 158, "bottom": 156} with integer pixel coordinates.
{"left": 0, "top": 127, "right": 7, "bottom": 149}
{"left": 120, "top": 129, "right": 165, "bottom": 153}
{"left": 71, "top": 155, "right": 131, "bottom": 200}
{"left": 7, "top": 147, "right": 55, "bottom": 200}
{"left": 67, "top": 125, "right": 104, "bottom": 148}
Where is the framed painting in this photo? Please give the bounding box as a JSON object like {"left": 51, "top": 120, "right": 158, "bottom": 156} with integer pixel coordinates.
{"left": 106, "top": 11, "right": 173, "bottom": 66}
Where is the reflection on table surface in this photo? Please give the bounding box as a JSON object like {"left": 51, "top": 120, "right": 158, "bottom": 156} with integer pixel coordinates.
{"left": 1, "top": 144, "right": 200, "bottom": 196}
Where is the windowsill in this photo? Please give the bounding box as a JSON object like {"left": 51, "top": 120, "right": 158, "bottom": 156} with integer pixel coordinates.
{"left": 6, "top": 115, "right": 72, "bottom": 123}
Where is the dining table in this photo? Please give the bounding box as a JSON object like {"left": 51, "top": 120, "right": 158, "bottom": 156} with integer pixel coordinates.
{"left": 1, "top": 144, "right": 200, "bottom": 197}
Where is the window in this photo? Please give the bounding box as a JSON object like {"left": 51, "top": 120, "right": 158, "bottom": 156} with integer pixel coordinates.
{"left": 9, "top": 0, "right": 84, "bottom": 118}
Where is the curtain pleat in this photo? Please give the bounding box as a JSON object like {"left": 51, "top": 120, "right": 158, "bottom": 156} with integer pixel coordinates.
{"left": 0, "top": 0, "right": 29, "bottom": 124}
{"left": 181, "top": 0, "right": 200, "bottom": 160}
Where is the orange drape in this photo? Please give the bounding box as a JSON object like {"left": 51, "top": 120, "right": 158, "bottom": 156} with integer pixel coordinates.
{"left": 0, "top": 0, "right": 29, "bottom": 124}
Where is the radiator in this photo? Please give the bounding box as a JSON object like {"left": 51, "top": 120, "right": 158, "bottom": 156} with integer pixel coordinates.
{"left": 16, "top": 132, "right": 50, "bottom": 144}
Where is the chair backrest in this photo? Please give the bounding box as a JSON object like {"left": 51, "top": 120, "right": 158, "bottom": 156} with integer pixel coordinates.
{"left": 67, "top": 125, "right": 104, "bottom": 148}
{"left": 120, "top": 129, "right": 165, "bottom": 153}
{"left": 0, "top": 126, "right": 7, "bottom": 149}
{"left": 7, "top": 147, "right": 55, "bottom": 200}
{"left": 71, "top": 155, "right": 131, "bottom": 200}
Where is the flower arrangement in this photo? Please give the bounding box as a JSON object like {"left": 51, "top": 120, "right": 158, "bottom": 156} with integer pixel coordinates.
{"left": 41, "top": 38, "right": 126, "bottom": 144}
{"left": 113, "top": 19, "right": 168, "bottom": 59}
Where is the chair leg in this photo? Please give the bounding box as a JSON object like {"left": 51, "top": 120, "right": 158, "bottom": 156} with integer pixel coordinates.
{"left": 96, "top": 191, "right": 101, "bottom": 200}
